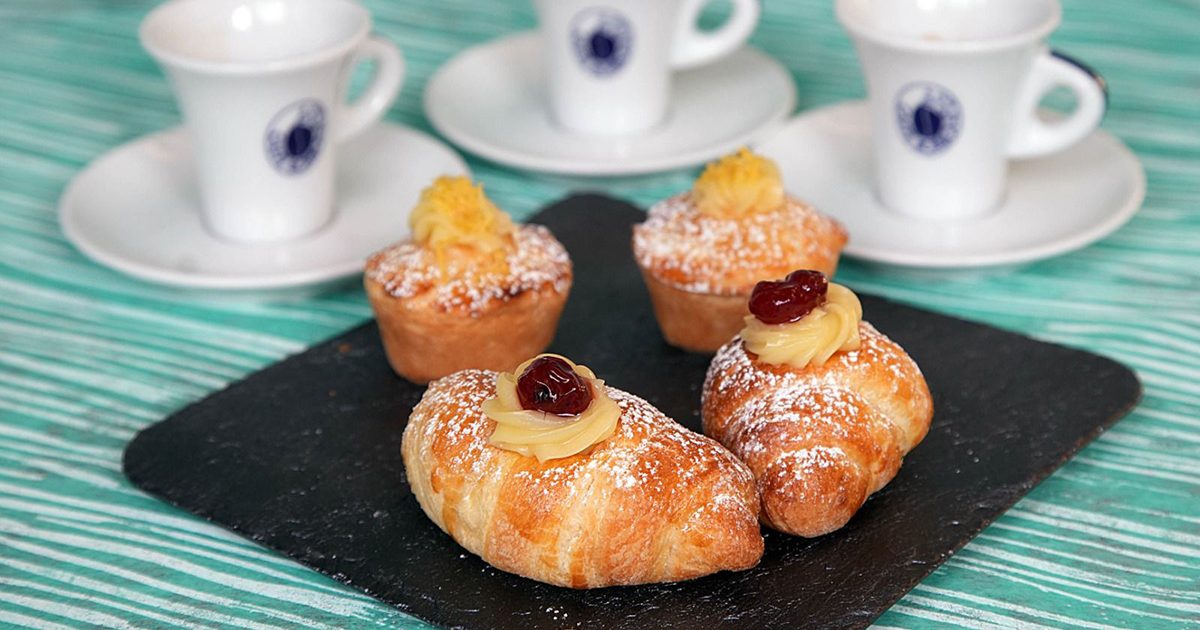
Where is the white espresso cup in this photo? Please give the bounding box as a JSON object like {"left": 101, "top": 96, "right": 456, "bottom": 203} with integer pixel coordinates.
{"left": 140, "top": 0, "right": 404, "bottom": 243}
{"left": 533, "top": 0, "right": 761, "bottom": 135}
{"left": 837, "top": 0, "right": 1107, "bottom": 220}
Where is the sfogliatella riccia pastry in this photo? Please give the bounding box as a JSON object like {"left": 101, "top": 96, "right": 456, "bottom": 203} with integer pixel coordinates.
{"left": 402, "top": 354, "right": 764, "bottom": 588}
{"left": 633, "top": 148, "right": 848, "bottom": 353}
{"left": 702, "top": 271, "right": 933, "bottom": 537}
{"left": 365, "top": 176, "right": 572, "bottom": 383}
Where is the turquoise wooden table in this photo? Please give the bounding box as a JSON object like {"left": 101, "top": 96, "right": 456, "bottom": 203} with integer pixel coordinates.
{"left": 1, "top": 0, "right": 1197, "bottom": 627}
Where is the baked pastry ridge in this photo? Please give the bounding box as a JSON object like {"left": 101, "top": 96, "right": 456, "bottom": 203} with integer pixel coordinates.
{"left": 403, "top": 355, "right": 764, "bottom": 588}
{"left": 702, "top": 271, "right": 933, "bottom": 537}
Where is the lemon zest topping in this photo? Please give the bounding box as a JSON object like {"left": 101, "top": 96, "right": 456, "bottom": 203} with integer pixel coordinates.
{"left": 692, "top": 148, "right": 786, "bottom": 219}
{"left": 408, "top": 176, "right": 516, "bottom": 276}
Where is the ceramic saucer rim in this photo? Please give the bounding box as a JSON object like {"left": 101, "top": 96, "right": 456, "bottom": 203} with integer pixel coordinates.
{"left": 757, "top": 100, "right": 1147, "bottom": 269}
{"left": 59, "top": 123, "right": 469, "bottom": 290}
{"left": 423, "top": 32, "right": 797, "bottom": 176}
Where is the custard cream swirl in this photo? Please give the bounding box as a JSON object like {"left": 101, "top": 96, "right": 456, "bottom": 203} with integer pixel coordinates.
{"left": 482, "top": 355, "right": 620, "bottom": 462}
{"left": 741, "top": 283, "right": 863, "bottom": 369}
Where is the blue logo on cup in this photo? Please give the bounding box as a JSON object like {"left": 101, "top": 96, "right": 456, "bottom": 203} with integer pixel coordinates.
{"left": 895, "top": 82, "right": 962, "bottom": 155}
{"left": 264, "top": 99, "right": 326, "bottom": 175}
{"left": 570, "top": 8, "right": 632, "bottom": 77}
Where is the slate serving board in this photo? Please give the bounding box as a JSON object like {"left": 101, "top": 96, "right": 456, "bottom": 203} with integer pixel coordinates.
{"left": 124, "top": 195, "right": 1140, "bottom": 629}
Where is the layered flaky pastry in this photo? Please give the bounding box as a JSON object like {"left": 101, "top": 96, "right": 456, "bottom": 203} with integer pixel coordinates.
{"left": 402, "top": 363, "right": 764, "bottom": 588}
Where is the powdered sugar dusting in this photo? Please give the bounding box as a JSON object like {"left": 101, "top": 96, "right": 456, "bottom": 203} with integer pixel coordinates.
{"left": 723, "top": 383, "right": 866, "bottom": 467}
{"left": 765, "top": 446, "right": 852, "bottom": 500}
{"left": 632, "top": 193, "right": 847, "bottom": 295}
{"left": 705, "top": 322, "right": 918, "bottom": 406}
{"left": 366, "top": 224, "right": 571, "bottom": 315}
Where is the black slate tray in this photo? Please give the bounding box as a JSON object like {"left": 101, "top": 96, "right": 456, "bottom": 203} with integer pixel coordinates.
{"left": 124, "top": 194, "right": 1140, "bottom": 629}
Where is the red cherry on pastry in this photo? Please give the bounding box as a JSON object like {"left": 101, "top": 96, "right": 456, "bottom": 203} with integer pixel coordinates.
{"left": 517, "top": 356, "right": 593, "bottom": 416}
{"left": 748, "top": 270, "right": 829, "bottom": 325}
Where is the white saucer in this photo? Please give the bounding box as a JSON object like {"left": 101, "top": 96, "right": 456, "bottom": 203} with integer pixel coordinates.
{"left": 59, "top": 123, "right": 468, "bottom": 290}
{"left": 424, "top": 33, "right": 796, "bottom": 176}
{"left": 756, "top": 101, "right": 1146, "bottom": 268}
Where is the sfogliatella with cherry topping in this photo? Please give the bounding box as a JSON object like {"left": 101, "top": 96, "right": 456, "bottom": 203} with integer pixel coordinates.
{"left": 402, "top": 353, "right": 765, "bottom": 587}
{"left": 703, "top": 270, "right": 934, "bottom": 537}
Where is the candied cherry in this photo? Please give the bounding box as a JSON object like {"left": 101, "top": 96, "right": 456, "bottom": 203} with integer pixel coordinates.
{"left": 748, "top": 270, "right": 829, "bottom": 325}
{"left": 517, "top": 356, "right": 593, "bottom": 416}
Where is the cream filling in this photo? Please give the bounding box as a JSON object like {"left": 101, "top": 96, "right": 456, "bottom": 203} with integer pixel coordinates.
{"left": 481, "top": 355, "right": 620, "bottom": 462}
{"left": 741, "top": 283, "right": 863, "bottom": 368}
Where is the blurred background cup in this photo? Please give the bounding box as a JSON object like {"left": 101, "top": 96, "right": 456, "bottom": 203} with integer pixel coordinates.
{"left": 533, "top": 0, "right": 760, "bottom": 136}
{"left": 140, "top": 0, "right": 404, "bottom": 243}
{"left": 837, "top": 0, "right": 1106, "bottom": 220}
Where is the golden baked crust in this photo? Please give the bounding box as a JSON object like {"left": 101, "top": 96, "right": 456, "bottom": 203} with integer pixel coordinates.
{"left": 702, "top": 322, "right": 933, "bottom": 537}
{"left": 403, "top": 370, "right": 765, "bottom": 588}
{"left": 364, "top": 224, "right": 572, "bottom": 383}
{"left": 365, "top": 279, "right": 567, "bottom": 384}
{"left": 632, "top": 193, "right": 848, "bottom": 297}
{"left": 638, "top": 269, "right": 748, "bottom": 353}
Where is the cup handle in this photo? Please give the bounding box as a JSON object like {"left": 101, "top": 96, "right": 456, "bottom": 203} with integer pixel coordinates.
{"left": 336, "top": 35, "right": 405, "bottom": 142}
{"left": 1008, "top": 48, "right": 1106, "bottom": 159}
{"left": 670, "top": 0, "right": 760, "bottom": 70}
